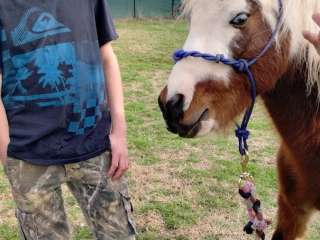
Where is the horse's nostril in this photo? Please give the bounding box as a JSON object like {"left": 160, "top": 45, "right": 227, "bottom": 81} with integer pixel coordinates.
{"left": 168, "top": 94, "right": 184, "bottom": 108}
{"left": 165, "top": 94, "right": 185, "bottom": 122}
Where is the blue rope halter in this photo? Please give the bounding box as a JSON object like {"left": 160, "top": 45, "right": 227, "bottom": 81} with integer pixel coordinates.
{"left": 173, "top": 0, "right": 284, "bottom": 155}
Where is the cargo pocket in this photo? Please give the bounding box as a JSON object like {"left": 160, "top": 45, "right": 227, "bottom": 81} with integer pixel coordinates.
{"left": 119, "top": 191, "right": 137, "bottom": 235}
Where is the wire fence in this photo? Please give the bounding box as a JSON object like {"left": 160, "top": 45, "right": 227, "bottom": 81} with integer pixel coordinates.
{"left": 108, "top": 0, "right": 182, "bottom": 18}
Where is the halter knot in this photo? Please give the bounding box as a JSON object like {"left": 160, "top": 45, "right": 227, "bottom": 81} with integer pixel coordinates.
{"left": 213, "top": 54, "right": 224, "bottom": 63}
{"left": 235, "top": 127, "right": 250, "bottom": 155}
{"left": 233, "top": 59, "right": 250, "bottom": 73}
{"left": 235, "top": 128, "right": 250, "bottom": 141}
{"left": 173, "top": 49, "right": 188, "bottom": 62}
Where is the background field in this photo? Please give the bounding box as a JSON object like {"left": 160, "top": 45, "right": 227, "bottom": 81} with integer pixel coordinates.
{"left": 0, "top": 19, "right": 319, "bottom": 240}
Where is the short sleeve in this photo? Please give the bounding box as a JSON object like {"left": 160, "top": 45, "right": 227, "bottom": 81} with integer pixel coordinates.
{"left": 95, "top": 0, "right": 118, "bottom": 47}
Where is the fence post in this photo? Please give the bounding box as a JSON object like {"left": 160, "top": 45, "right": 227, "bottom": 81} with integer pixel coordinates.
{"left": 133, "top": 0, "right": 136, "bottom": 18}
{"left": 172, "top": 0, "right": 175, "bottom": 17}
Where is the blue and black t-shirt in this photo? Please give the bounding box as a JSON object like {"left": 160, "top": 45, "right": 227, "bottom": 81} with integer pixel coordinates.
{"left": 0, "top": 0, "right": 118, "bottom": 165}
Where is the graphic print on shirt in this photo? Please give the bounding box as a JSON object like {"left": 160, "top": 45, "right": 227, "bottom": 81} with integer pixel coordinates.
{"left": 1, "top": 7, "right": 106, "bottom": 135}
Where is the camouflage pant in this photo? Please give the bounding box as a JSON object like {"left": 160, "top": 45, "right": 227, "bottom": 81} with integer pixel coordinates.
{"left": 4, "top": 152, "right": 136, "bottom": 240}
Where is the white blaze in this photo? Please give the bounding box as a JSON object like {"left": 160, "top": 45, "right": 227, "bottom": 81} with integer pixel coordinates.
{"left": 167, "top": 0, "right": 250, "bottom": 110}
{"left": 166, "top": 0, "right": 320, "bottom": 136}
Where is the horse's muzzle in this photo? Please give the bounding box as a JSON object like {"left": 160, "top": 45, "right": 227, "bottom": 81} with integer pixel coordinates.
{"left": 158, "top": 93, "right": 201, "bottom": 138}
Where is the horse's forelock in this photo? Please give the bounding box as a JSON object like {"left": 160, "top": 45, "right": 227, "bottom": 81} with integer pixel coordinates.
{"left": 180, "top": 0, "right": 195, "bottom": 18}
{"left": 181, "top": 0, "right": 320, "bottom": 96}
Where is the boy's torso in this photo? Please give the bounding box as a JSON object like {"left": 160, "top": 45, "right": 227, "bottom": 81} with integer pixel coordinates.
{"left": 0, "top": 0, "right": 112, "bottom": 165}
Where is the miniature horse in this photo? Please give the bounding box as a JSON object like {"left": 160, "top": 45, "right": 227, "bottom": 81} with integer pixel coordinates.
{"left": 158, "top": 0, "right": 320, "bottom": 239}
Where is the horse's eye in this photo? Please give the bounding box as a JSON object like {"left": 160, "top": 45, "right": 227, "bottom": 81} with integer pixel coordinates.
{"left": 230, "top": 13, "right": 250, "bottom": 28}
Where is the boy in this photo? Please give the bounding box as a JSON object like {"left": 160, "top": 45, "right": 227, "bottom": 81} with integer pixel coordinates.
{"left": 0, "top": 0, "right": 136, "bottom": 239}
{"left": 304, "top": 13, "right": 320, "bottom": 54}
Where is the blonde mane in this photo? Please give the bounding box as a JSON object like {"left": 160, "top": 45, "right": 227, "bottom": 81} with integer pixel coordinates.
{"left": 180, "top": 0, "right": 195, "bottom": 17}
{"left": 181, "top": 0, "right": 320, "bottom": 95}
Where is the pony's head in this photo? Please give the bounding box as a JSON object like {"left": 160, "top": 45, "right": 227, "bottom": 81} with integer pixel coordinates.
{"left": 159, "top": 0, "right": 320, "bottom": 138}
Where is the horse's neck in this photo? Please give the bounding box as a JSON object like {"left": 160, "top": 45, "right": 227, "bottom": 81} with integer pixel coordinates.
{"left": 262, "top": 64, "right": 320, "bottom": 158}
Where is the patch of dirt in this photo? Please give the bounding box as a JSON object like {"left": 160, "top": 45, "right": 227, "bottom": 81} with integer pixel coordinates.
{"left": 136, "top": 210, "right": 166, "bottom": 233}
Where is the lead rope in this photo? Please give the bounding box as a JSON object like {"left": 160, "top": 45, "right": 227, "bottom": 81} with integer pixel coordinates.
{"left": 173, "top": 1, "right": 283, "bottom": 239}
{"left": 174, "top": 51, "right": 270, "bottom": 240}
{"left": 238, "top": 153, "right": 272, "bottom": 240}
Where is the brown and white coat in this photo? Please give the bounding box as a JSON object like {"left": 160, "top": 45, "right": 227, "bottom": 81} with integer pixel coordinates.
{"left": 159, "top": 0, "right": 320, "bottom": 239}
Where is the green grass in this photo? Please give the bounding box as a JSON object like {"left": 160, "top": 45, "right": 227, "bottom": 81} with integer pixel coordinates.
{"left": 73, "top": 227, "right": 93, "bottom": 240}
{"left": 0, "top": 19, "right": 319, "bottom": 240}
{"left": 0, "top": 225, "right": 19, "bottom": 240}
{"left": 140, "top": 200, "right": 199, "bottom": 230}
